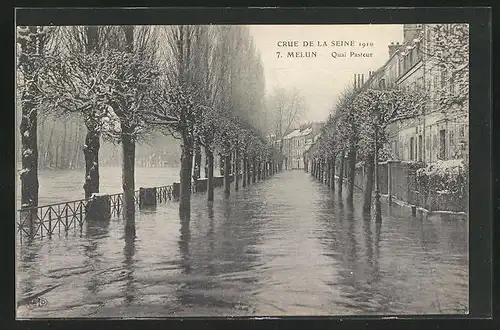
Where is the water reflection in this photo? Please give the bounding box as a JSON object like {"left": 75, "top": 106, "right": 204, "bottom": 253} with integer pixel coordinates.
{"left": 206, "top": 202, "right": 216, "bottom": 277}
{"left": 178, "top": 211, "right": 191, "bottom": 275}
{"left": 123, "top": 233, "right": 136, "bottom": 305}
{"left": 17, "top": 238, "right": 41, "bottom": 307}
{"left": 373, "top": 220, "right": 382, "bottom": 285}
{"left": 83, "top": 218, "right": 110, "bottom": 296}
{"left": 16, "top": 171, "right": 468, "bottom": 317}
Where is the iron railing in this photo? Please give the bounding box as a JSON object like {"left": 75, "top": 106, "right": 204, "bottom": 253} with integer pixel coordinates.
{"left": 157, "top": 185, "right": 173, "bottom": 203}
{"left": 17, "top": 185, "right": 174, "bottom": 240}
{"left": 18, "top": 178, "right": 242, "bottom": 240}
{"left": 17, "top": 198, "right": 87, "bottom": 241}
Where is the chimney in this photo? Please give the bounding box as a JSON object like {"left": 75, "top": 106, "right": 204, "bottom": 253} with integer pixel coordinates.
{"left": 388, "top": 41, "right": 399, "bottom": 57}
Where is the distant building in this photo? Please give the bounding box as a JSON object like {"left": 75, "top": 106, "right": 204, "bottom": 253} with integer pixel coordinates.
{"left": 283, "top": 122, "right": 323, "bottom": 169}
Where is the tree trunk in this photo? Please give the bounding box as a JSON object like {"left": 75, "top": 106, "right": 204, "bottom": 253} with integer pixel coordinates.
{"left": 235, "top": 146, "right": 240, "bottom": 191}
{"left": 363, "top": 154, "right": 375, "bottom": 213}
{"left": 37, "top": 118, "right": 45, "bottom": 169}
{"left": 252, "top": 157, "right": 257, "bottom": 183}
{"left": 327, "top": 159, "right": 331, "bottom": 187}
{"left": 193, "top": 140, "right": 202, "bottom": 180}
{"left": 219, "top": 155, "right": 224, "bottom": 176}
{"left": 204, "top": 147, "right": 209, "bottom": 179}
{"left": 180, "top": 135, "right": 194, "bottom": 212}
{"left": 74, "top": 121, "right": 82, "bottom": 169}
{"left": 54, "top": 134, "right": 59, "bottom": 169}
{"left": 83, "top": 128, "right": 100, "bottom": 199}
{"left": 242, "top": 155, "right": 247, "bottom": 187}
{"left": 330, "top": 154, "right": 336, "bottom": 191}
{"left": 20, "top": 99, "right": 39, "bottom": 209}
{"left": 338, "top": 151, "right": 345, "bottom": 196}
{"left": 69, "top": 120, "right": 79, "bottom": 168}
{"left": 43, "top": 119, "right": 56, "bottom": 169}
{"left": 319, "top": 160, "right": 323, "bottom": 182}
{"left": 122, "top": 131, "right": 136, "bottom": 236}
{"left": 224, "top": 147, "right": 231, "bottom": 196}
{"left": 347, "top": 148, "right": 357, "bottom": 204}
{"left": 61, "top": 120, "right": 68, "bottom": 169}
{"left": 207, "top": 147, "right": 214, "bottom": 201}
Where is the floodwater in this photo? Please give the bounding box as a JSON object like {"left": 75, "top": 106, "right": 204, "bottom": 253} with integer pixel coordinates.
{"left": 15, "top": 166, "right": 182, "bottom": 207}
{"left": 16, "top": 170, "right": 468, "bottom": 317}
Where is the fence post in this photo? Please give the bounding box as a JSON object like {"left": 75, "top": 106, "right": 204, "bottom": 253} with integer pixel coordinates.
{"left": 172, "top": 182, "right": 180, "bottom": 199}
{"left": 139, "top": 187, "right": 157, "bottom": 208}
{"left": 65, "top": 207, "right": 69, "bottom": 231}
{"left": 79, "top": 204, "right": 83, "bottom": 227}
{"left": 87, "top": 194, "right": 111, "bottom": 221}
{"left": 48, "top": 208, "right": 52, "bottom": 237}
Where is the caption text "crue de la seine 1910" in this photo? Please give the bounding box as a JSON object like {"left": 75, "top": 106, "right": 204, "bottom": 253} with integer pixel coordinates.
{"left": 275, "top": 40, "right": 375, "bottom": 59}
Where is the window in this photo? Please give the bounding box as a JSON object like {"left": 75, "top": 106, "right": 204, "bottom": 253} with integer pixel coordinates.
{"left": 449, "top": 72, "right": 456, "bottom": 96}
{"left": 440, "top": 68, "right": 447, "bottom": 88}
{"left": 439, "top": 129, "right": 446, "bottom": 159}
{"left": 379, "top": 78, "right": 386, "bottom": 90}
{"left": 410, "top": 137, "right": 415, "bottom": 160}
{"left": 417, "top": 77, "right": 424, "bottom": 92}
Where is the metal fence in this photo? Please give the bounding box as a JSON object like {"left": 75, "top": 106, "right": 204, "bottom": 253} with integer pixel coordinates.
{"left": 17, "top": 185, "right": 173, "bottom": 240}
{"left": 354, "top": 162, "right": 388, "bottom": 194}
{"left": 17, "top": 198, "right": 87, "bottom": 241}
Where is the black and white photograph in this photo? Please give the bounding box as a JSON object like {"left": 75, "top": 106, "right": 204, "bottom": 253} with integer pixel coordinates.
{"left": 15, "top": 10, "right": 474, "bottom": 318}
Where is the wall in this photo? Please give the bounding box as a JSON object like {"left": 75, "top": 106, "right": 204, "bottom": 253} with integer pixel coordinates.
{"left": 353, "top": 160, "right": 466, "bottom": 212}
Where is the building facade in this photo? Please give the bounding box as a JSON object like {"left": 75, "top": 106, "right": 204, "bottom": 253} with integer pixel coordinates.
{"left": 357, "top": 24, "right": 468, "bottom": 165}
{"left": 283, "top": 122, "right": 323, "bottom": 170}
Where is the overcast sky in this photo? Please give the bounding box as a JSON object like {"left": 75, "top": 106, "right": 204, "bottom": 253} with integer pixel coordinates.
{"left": 248, "top": 24, "right": 404, "bottom": 123}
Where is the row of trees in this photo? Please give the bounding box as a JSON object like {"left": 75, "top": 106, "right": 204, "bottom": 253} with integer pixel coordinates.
{"left": 307, "top": 87, "right": 424, "bottom": 220}
{"left": 307, "top": 23, "right": 468, "bottom": 220}
{"left": 18, "top": 113, "right": 183, "bottom": 170}
{"left": 16, "top": 25, "right": 280, "bottom": 235}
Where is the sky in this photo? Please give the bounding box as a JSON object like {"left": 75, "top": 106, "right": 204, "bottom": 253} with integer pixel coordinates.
{"left": 248, "top": 24, "right": 404, "bottom": 124}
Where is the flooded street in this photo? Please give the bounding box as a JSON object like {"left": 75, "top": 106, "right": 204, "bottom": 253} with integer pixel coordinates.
{"left": 16, "top": 170, "right": 468, "bottom": 317}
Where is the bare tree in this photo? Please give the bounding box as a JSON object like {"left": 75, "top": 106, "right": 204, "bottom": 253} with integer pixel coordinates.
{"left": 419, "top": 24, "right": 469, "bottom": 114}
{"left": 331, "top": 87, "right": 360, "bottom": 203}
{"left": 267, "top": 86, "right": 307, "bottom": 168}
{"left": 355, "top": 88, "right": 425, "bottom": 218}
{"left": 16, "top": 26, "right": 57, "bottom": 208}
{"left": 62, "top": 26, "right": 114, "bottom": 198}
{"left": 144, "top": 25, "right": 205, "bottom": 212}
{"left": 105, "top": 25, "right": 159, "bottom": 234}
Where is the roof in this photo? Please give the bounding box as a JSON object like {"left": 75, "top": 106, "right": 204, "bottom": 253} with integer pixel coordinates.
{"left": 283, "top": 129, "right": 301, "bottom": 140}
{"left": 299, "top": 127, "right": 312, "bottom": 137}
{"left": 283, "top": 127, "right": 313, "bottom": 140}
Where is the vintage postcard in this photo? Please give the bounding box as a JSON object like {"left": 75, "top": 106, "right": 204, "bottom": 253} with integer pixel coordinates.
{"left": 15, "top": 9, "right": 477, "bottom": 318}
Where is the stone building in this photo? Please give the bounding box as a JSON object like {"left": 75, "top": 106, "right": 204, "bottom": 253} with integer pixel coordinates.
{"left": 283, "top": 122, "right": 323, "bottom": 170}
{"left": 356, "top": 23, "right": 468, "bottom": 165}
